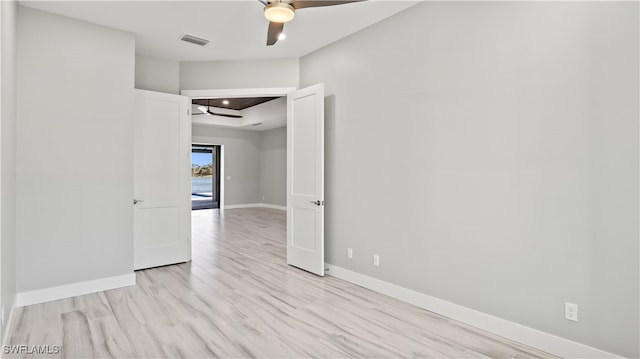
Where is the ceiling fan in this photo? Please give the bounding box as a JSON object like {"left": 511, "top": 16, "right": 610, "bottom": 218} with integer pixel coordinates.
{"left": 197, "top": 100, "right": 243, "bottom": 118}
{"left": 259, "top": 0, "right": 364, "bottom": 46}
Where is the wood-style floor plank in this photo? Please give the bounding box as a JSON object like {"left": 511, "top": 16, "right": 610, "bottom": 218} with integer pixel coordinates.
{"left": 6, "top": 208, "right": 556, "bottom": 358}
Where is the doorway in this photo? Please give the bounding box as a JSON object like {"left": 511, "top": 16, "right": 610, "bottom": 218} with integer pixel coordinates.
{"left": 183, "top": 85, "right": 324, "bottom": 276}
{"left": 191, "top": 144, "right": 221, "bottom": 210}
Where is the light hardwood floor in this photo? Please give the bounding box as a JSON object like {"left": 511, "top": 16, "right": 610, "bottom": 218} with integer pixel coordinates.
{"left": 6, "top": 208, "right": 555, "bottom": 358}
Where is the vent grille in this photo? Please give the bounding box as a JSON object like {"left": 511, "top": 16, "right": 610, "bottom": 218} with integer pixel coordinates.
{"left": 181, "top": 34, "right": 209, "bottom": 46}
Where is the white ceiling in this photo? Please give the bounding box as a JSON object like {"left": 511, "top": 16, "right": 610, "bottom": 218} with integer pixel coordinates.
{"left": 19, "top": 0, "right": 418, "bottom": 62}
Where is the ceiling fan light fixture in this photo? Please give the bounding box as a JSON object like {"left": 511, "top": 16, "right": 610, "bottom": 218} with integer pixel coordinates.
{"left": 264, "top": 3, "right": 295, "bottom": 23}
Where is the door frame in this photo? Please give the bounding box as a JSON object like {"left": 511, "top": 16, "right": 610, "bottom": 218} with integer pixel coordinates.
{"left": 182, "top": 88, "right": 296, "bottom": 100}
{"left": 182, "top": 87, "right": 296, "bottom": 211}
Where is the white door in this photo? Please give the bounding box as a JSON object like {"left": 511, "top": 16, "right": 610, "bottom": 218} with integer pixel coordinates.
{"left": 134, "top": 89, "right": 191, "bottom": 270}
{"left": 287, "top": 83, "right": 325, "bottom": 276}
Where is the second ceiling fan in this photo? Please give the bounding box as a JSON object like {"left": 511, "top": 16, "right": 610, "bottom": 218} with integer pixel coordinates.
{"left": 260, "top": 0, "right": 364, "bottom": 46}
{"left": 197, "top": 99, "right": 243, "bottom": 118}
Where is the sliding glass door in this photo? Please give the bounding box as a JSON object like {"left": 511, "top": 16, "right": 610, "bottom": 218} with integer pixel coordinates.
{"left": 191, "top": 144, "right": 220, "bottom": 210}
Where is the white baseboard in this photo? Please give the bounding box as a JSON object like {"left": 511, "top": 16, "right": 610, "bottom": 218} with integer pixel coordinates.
{"left": 2, "top": 294, "right": 17, "bottom": 348}
{"left": 325, "top": 264, "right": 621, "bottom": 359}
{"left": 224, "top": 203, "right": 286, "bottom": 211}
{"left": 257, "top": 203, "right": 286, "bottom": 211}
{"left": 223, "top": 203, "right": 260, "bottom": 209}
{"left": 15, "top": 273, "right": 136, "bottom": 308}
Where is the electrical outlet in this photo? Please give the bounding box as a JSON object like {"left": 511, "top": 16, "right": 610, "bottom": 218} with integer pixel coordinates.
{"left": 347, "top": 248, "right": 353, "bottom": 259}
{"left": 262, "top": 196, "right": 265, "bottom": 201}
{"left": 565, "top": 302, "right": 578, "bottom": 322}
{"left": 373, "top": 254, "right": 380, "bottom": 266}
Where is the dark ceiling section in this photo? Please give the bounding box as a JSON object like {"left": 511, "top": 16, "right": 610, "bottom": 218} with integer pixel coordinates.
{"left": 193, "top": 97, "right": 280, "bottom": 111}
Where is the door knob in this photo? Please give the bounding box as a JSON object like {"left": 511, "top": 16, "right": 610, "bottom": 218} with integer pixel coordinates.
{"left": 310, "top": 200, "right": 322, "bottom": 206}
{"left": 133, "top": 199, "right": 144, "bottom": 205}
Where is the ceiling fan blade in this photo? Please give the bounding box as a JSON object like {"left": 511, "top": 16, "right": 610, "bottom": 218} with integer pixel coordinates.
{"left": 266, "top": 21, "right": 284, "bottom": 46}
{"left": 291, "top": 0, "right": 363, "bottom": 9}
{"left": 207, "top": 110, "right": 243, "bottom": 119}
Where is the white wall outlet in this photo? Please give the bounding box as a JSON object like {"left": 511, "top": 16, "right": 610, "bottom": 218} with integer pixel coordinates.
{"left": 227, "top": 176, "right": 231, "bottom": 180}
{"left": 347, "top": 248, "right": 353, "bottom": 259}
{"left": 373, "top": 254, "right": 380, "bottom": 266}
{"left": 565, "top": 302, "right": 578, "bottom": 321}
{"left": 262, "top": 196, "right": 265, "bottom": 201}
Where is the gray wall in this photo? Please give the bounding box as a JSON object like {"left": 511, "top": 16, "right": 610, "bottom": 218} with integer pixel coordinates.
{"left": 300, "top": 2, "right": 639, "bottom": 357}
{"left": 0, "top": 0, "right": 17, "bottom": 341}
{"left": 135, "top": 53, "right": 179, "bottom": 94}
{"left": 180, "top": 58, "right": 299, "bottom": 90}
{"left": 260, "top": 127, "right": 286, "bottom": 207}
{"left": 192, "top": 125, "right": 262, "bottom": 206}
{"left": 16, "top": 7, "right": 135, "bottom": 292}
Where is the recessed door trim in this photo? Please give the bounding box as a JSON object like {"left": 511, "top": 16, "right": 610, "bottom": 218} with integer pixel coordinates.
{"left": 182, "top": 88, "right": 297, "bottom": 100}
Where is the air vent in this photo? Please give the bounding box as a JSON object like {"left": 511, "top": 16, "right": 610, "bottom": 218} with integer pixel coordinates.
{"left": 181, "top": 34, "right": 209, "bottom": 46}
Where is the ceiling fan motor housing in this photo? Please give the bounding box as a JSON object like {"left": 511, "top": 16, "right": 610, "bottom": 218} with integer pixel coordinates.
{"left": 264, "top": 3, "right": 295, "bottom": 23}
